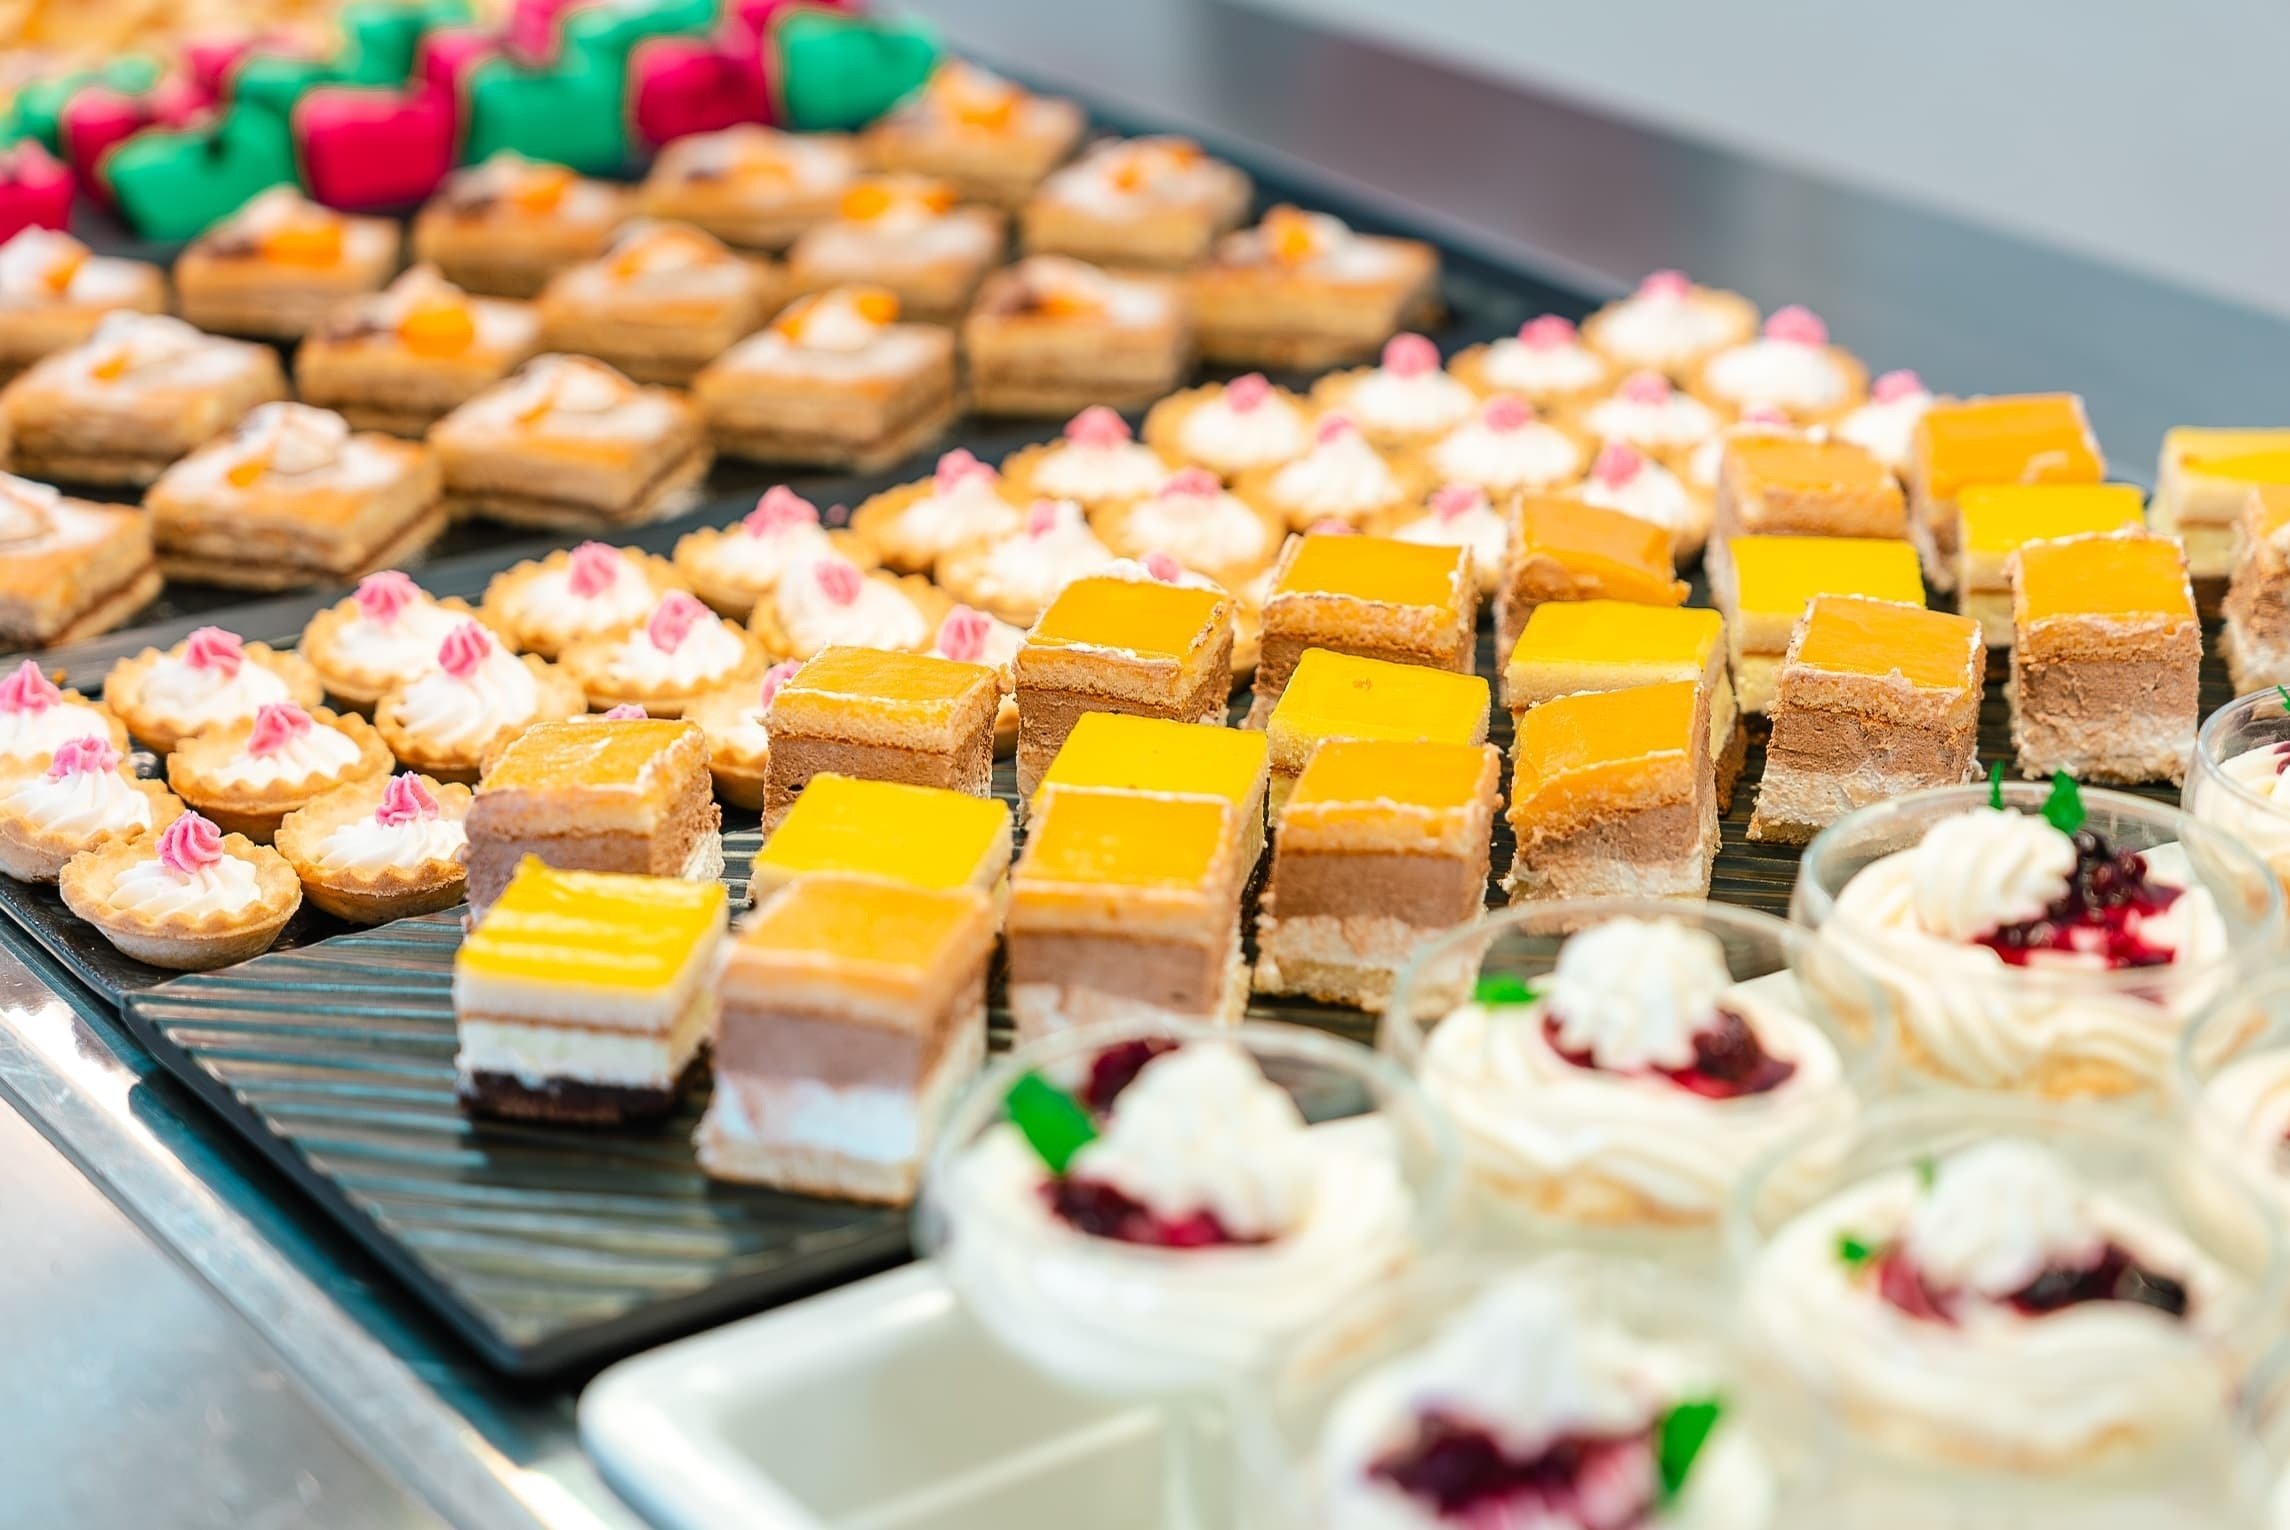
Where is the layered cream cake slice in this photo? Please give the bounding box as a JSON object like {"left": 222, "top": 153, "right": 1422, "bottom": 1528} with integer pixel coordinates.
{"left": 1953, "top": 483, "right": 2146, "bottom": 647}
{"left": 1904, "top": 392, "right": 2102, "bottom": 592}
{"left": 760, "top": 646, "right": 1000, "bottom": 831}
{"left": 697, "top": 873, "right": 996, "bottom": 1204}
{"left": 748, "top": 772, "right": 1011, "bottom": 906}
{"left": 1713, "top": 533, "right": 1925, "bottom": 713}
{"left": 2154, "top": 428, "right": 2290, "bottom": 597}
{"left": 2009, "top": 532, "right": 2200, "bottom": 785}
{"left": 1264, "top": 648, "right": 1489, "bottom": 814}
{"left": 1255, "top": 737, "right": 1499, "bottom": 1010}
{"left": 453, "top": 858, "right": 727, "bottom": 1125}
{"left": 1505, "top": 679, "right": 1714, "bottom": 903}
{"left": 2224, "top": 484, "right": 2290, "bottom": 691}
{"left": 1030, "top": 710, "right": 1269, "bottom": 859}
{"left": 1244, "top": 531, "right": 1478, "bottom": 725}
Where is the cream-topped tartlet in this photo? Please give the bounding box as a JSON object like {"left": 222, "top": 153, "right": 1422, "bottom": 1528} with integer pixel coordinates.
{"left": 1001, "top": 406, "right": 1175, "bottom": 515}
{"left": 480, "top": 541, "right": 686, "bottom": 660}
{"left": 850, "top": 447, "right": 1023, "bottom": 576}
{"left": 561, "top": 589, "right": 762, "bottom": 718}
{"left": 60, "top": 809, "right": 301, "bottom": 971}
{"left": 373, "top": 620, "right": 585, "bottom": 784}
{"left": 0, "top": 658, "right": 125, "bottom": 768}
{"left": 104, "top": 626, "right": 324, "bottom": 754}
{"left": 274, "top": 772, "right": 472, "bottom": 924}
{"left": 936, "top": 495, "right": 1118, "bottom": 625}
{"left": 1582, "top": 271, "right": 1758, "bottom": 381}
{"left": 1424, "top": 394, "right": 1586, "bottom": 498}
{"left": 1690, "top": 306, "right": 1867, "bottom": 427}
{"left": 674, "top": 486, "right": 877, "bottom": 619}
{"left": 0, "top": 736, "right": 183, "bottom": 882}
{"left": 1835, "top": 369, "right": 1934, "bottom": 475}
{"left": 688, "top": 659, "right": 802, "bottom": 810}
{"left": 300, "top": 571, "right": 483, "bottom": 711}
{"left": 1143, "top": 372, "right": 1312, "bottom": 480}
{"left": 753, "top": 552, "right": 943, "bottom": 660}
{"left": 1242, "top": 413, "right": 1426, "bottom": 532}
{"left": 1577, "top": 441, "right": 1709, "bottom": 561}
{"left": 167, "top": 701, "right": 393, "bottom": 843}
{"left": 1453, "top": 314, "right": 1613, "bottom": 412}
{"left": 1099, "top": 466, "right": 1284, "bottom": 591}
{"left": 1393, "top": 485, "right": 1506, "bottom": 596}
{"left": 1312, "top": 333, "right": 1477, "bottom": 449}
{"left": 1579, "top": 369, "right": 1723, "bottom": 466}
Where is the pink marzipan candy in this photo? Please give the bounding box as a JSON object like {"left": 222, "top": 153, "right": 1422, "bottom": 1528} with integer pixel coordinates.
{"left": 647, "top": 591, "right": 708, "bottom": 652}
{"left": 814, "top": 558, "right": 862, "bottom": 604}
{"left": 1381, "top": 333, "right": 1438, "bottom": 378}
{"left": 1314, "top": 414, "right": 1358, "bottom": 446}
{"left": 566, "top": 542, "right": 624, "bottom": 599}
{"left": 1065, "top": 405, "right": 1131, "bottom": 449}
{"left": 47, "top": 736, "right": 119, "bottom": 779}
{"left": 184, "top": 627, "right": 245, "bottom": 677}
{"left": 757, "top": 658, "right": 800, "bottom": 708}
{"left": 375, "top": 773, "right": 439, "bottom": 826}
{"left": 438, "top": 621, "right": 494, "bottom": 678}
{"left": 1592, "top": 441, "right": 1645, "bottom": 487}
{"left": 355, "top": 570, "right": 419, "bottom": 625}
{"left": 745, "top": 485, "right": 819, "bottom": 536}
{"left": 0, "top": 659, "right": 60, "bottom": 713}
{"left": 1482, "top": 396, "right": 1534, "bottom": 431}
{"left": 247, "top": 702, "right": 312, "bottom": 755}
{"left": 1143, "top": 552, "right": 1185, "bottom": 582}
{"left": 1518, "top": 314, "right": 1577, "bottom": 348}
{"left": 0, "top": 141, "right": 71, "bottom": 243}
{"left": 297, "top": 84, "right": 456, "bottom": 213}
{"left": 601, "top": 703, "right": 648, "bottom": 720}
{"left": 1637, "top": 269, "right": 1692, "bottom": 301}
{"left": 631, "top": 29, "right": 771, "bottom": 148}
{"left": 1162, "top": 467, "right": 1220, "bottom": 499}
{"left": 1763, "top": 305, "right": 1828, "bottom": 346}
{"left": 1224, "top": 373, "right": 1271, "bottom": 413}
{"left": 933, "top": 448, "right": 995, "bottom": 496}
{"left": 935, "top": 605, "right": 992, "bottom": 663}
{"left": 1872, "top": 369, "right": 1926, "bottom": 404}
{"left": 1430, "top": 484, "right": 1484, "bottom": 523}
{"left": 1617, "top": 370, "right": 1671, "bottom": 406}
{"left": 157, "top": 812, "right": 225, "bottom": 876}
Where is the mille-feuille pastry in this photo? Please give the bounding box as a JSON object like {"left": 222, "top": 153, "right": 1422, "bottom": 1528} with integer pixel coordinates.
{"left": 481, "top": 541, "right": 686, "bottom": 662}
{"left": 560, "top": 589, "right": 763, "bottom": 718}
{"left": 1389, "top": 484, "right": 1506, "bottom": 596}
{"left": 1581, "top": 269, "right": 1758, "bottom": 381}
{"left": 1, "top": 312, "right": 287, "bottom": 487}
{"left": 1422, "top": 393, "right": 1588, "bottom": 500}
{"left": 165, "top": 701, "right": 393, "bottom": 843}
{"left": 1574, "top": 440, "right": 1710, "bottom": 563}
{"left": 851, "top": 445, "right": 1023, "bottom": 575}
{"left": 0, "top": 226, "right": 166, "bottom": 382}
{"left": 2224, "top": 485, "right": 2290, "bottom": 691}
{"left": 373, "top": 620, "right": 586, "bottom": 785}
{"left": 1020, "top": 134, "right": 1252, "bottom": 269}
{"left": 105, "top": 627, "right": 324, "bottom": 755}
{"left": 1143, "top": 372, "right": 1313, "bottom": 481}
{"left": 411, "top": 152, "right": 629, "bottom": 299}
{"left": 536, "top": 219, "right": 779, "bottom": 387}
{"left": 699, "top": 873, "right": 996, "bottom": 1201}
{"left": 1033, "top": 709, "right": 1270, "bottom": 860}
{"left": 294, "top": 265, "right": 543, "bottom": 438}
{"left": 1309, "top": 332, "right": 1477, "bottom": 450}
{"left": 1097, "top": 465, "right": 1284, "bottom": 592}
{"left": 463, "top": 717, "right": 722, "bottom": 917}
{"left": 1749, "top": 596, "right": 1985, "bottom": 845}
{"left": 430, "top": 354, "right": 711, "bottom": 532}
{"left": 1835, "top": 368, "right": 1936, "bottom": 474}
{"left": 1246, "top": 531, "right": 1477, "bottom": 725}
{"left": 1001, "top": 405, "right": 1175, "bottom": 517}
{"left": 274, "top": 772, "right": 471, "bottom": 923}
{"left": 1007, "top": 785, "right": 1249, "bottom": 1038}
{"left": 1450, "top": 313, "right": 1613, "bottom": 412}
{"left": 785, "top": 175, "right": 1006, "bottom": 324}
{"left": 1254, "top": 737, "right": 1500, "bottom": 1009}
{"left": 1690, "top": 305, "right": 1867, "bottom": 426}
{"left": 61, "top": 810, "right": 301, "bottom": 971}
{"left": 1495, "top": 496, "right": 1690, "bottom": 663}
{"left": 0, "top": 472, "right": 160, "bottom": 648}
{"left": 2154, "top": 428, "right": 2290, "bottom": 595}
{"left": 143, "top": 402, "right": 445, "bottom": 590}
{"left": 453, "top": 857, "right": 727, "bottom": 1124}
{"left": 687, "top": 658, "right": 799, "bottom": 809}
{"left": 299, "top": 571, "right": 482, "bottom": 712}
{"left": 693, "top": 285, "right": 959, "bottom": 471}
{"left": 1506, "top": 679, "right": 1716, "bottom": 903}
{"left": 173, "top": 187, "right": 399, "bottom": 340}
{"left": 961, "top": 255, "right": 1192, "bottom": 416}
{"left": 1713, "top": 534, "right": 1926, "bottom": 715}
{"left": 1905, "top": 392, "right": 2103, "bottom": 592}
{"left": 674, "top": 485, "right": 875, "bottom": 620}
{"left": 2009, "top": 531, "right": 2200, "bottom": 786}
{"left": 1263, "top": 648, "right": 1490, "bottom": 812}
{"left": 936, "top": 496, "right": 1117, "bottom": 627}
{"left": 0, "top": 736, "right": 182, "bottom": 883}
{"left": 1188, "top": 205, "right": 1441, "bottom": 370}
{"left": 1713, "top": 433, "right": 1908, "bottom": 549}
{"left": 750, "top": 551, "right": 945, "bottom": 662}
{"left": 1953, "top": 483, "right": 2146, "bottom": 647}
{"left": 1012, "top": 571, "right": 1235, "bottom": 797}
{"left": 761, "top": 645, "right": 999, "bottom": 830}
{"left": 635, "top": 125, "right": 859, "bottom": 251}
{"left": 0, "top": 658, "right": 125, "bottom": 770}
{"left": 1239, "top": 413, "right": 1429, "bottom": 533}
{"left": 747, "top": 771, "right": 1012, "bottom": 906}
{"left": 862, "top": 61, "right": 1085, "bottom": 208}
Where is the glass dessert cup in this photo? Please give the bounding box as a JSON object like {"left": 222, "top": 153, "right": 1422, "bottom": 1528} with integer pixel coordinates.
{"left": 2174, "top": 963, "right": 2290, "bottom": 1232}
{"left": 1233, "top": 1250, "right": 1822, "bottom": 1530}
{"left": 916, "top": 1017, "right": 1460, "bottom": 1530}
{"left": 1380, "top": 897, "right": 1893, "bottom": 1260}
{"left": 1793, "top": 781, "right": 2284, "bottom": 1102}
{"left": 1726, "top": 1095, "right": 2284, "bottom": 1526}
{"left": 2186, "top": 688, "right": 2290, "bottom": 894}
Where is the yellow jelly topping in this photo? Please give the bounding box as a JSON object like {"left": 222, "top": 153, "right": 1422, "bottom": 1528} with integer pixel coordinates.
{"left": 1022, "top": 788, "right": 1230, "bottom": 889}
{"left": 483, "top": 718, "right": 693, "bottom": 791}
{"left": 1516, "top": 498, "right": 1688, "bottom": 606}
{"left": 459, "top": 859, "right": 723, "bottom": 989}
{"left": 1958, "top": 483, "right": 2146, "bottom": 553}
{"left": 1273, "top": 533, "right": 1463, "bottom": 610}
{"left": 1030, "top": 576, "right": 1225, "bottom": 659}
{"left": 2253, "top": 485, "right": 2290, "bottom": 542}
{"left": 1288, "top": 738, "right": 1490, "bottom": 812}
{"left": 1729, "top": 535, "right": 1924, "bottom": 620}
{"left": 1508, "top": 601, "right": 1721, "bottom": 671}
{"left": 1795, "top": 596, "right": 1977, "bottom": 689}
{"left": 2016, "top": 534, "right": 2193, "bottom": 623}
{"left": 1036, "top": 712, "right": 1267, "bottom": 810}
{"left": 1268, "top": 649, "right": 1489, "bottom": 752}
{"left": 741, "top": 874, "right": 986, "bottom": 971}
{"left": 1729, "top": 436, "right": 1891, "bottom": 491}
{"left": 755, "top": 775, "right": 1009, "bottom": 890}
{"left": 1917, "top": 395, "right": 2102, "bottom": 498}
{"left": 788, "top": 646, "right": 993, "bottom": 705}
{"left": 2188, "top": 449, "right": 2290, "bottom": 486}
{"left": 1512, "top": 681, "right": 1698, "bottom": 823}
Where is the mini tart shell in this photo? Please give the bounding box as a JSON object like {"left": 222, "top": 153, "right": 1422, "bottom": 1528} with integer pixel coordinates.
{"left": 103, "top": 644, "right": 326, "bottom": 754}
{"left": 672, "top": 524, "right": 877, "bottom": 619}
{"left": 0, "top": 773, "right": 184, "bottom": 882}
{"left": 1684, "top": 345, "right": 1870, "bottom": 429}
{"left": 558, "top": 617, "right": 767, "bottom": 718}
{"left": 1423, "top": 413, "right": 1594, "bottom": 498}
{"left": 371, "top": 655, "right": 588, "bottom": 785}
{"left": 1094, "top": 487, "right": 1287, "bottom": 593}
{"left": 59, "top": 833, "right": 301, "bottom": 971}
{"left": 1447, "top": 341, "right": 1615, "bottom": 414}
{"left": 931, "top": 535, "right": 1115, "bottom": 628}
{"left": 1580, "top": 286, "right": 1760, "bottom": 380}
{"left": 478, "top": 546, "right": 687, "bottom": 661}
{"left": 685, "top": 683, "right": 771, "bottom": 809}
{"left": 274, "top": 773, "right": 472, "bottom": 924}
{"left": 166, "top": 706, "right": 396, "bottom": 843}
{"left": 848, "top": 476, "right": 1022, "bottom": 578}
{"left": 1307, "top": 367, "right": 1478, "bottom": 450}
{"left": 998, "top": 438, "right": 1177, "bottom": 519}
{"left": 1141, "top": 381, "right": 1314, "bottom": 481}
{"left": 0, "top": 691, "right": 131, "bottom": 771}
{"left": 748, "top": 570, "right": 951, "bottom": 661}
{"left": 1233, "top": 448, "right": 1434, "bottom": 533}
{"left": 298, "top": 594, "right": 487, "bottom": 712}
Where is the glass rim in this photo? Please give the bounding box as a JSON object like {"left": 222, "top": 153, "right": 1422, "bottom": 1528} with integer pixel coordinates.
{"left": 2191, "top": 686, "right": 2290, "bottom": 825}
{"left": 2174, "top": 959, "right": 2290, "bottom": 1115}
{"left": 917, "top": 1015, "right": 1464, "bottom": 1267}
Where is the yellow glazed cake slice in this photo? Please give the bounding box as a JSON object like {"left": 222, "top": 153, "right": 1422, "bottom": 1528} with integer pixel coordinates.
{"left": 761, "top": 646, "right": 1000, "bottom": 830}
{"left": 1714, "top": 434, "right": 1907, "bottom": 542}
{"left": 1714, "top": 533, "right": 1926, "bottom": 713}
{"left": 1495, "top": 496, "right": 1690, "bottom": 665}
{"left": 1032, "top": 710, "right": 1269, "bottom": 858}
{"left": 2009, "top": 532, "right": 2199, "bottom": 785}
{"left": 1264, "top": 648, "right": 1490, "bottom": 812}
{"left": 749, "top": 772, "right": 1012, "bottom": 905}
{"left": 1953, "top": 483, "right": 2146, "bottom": 645}
{"left": 1505, "top": 679, "right": 1714, "bottom": 903}
{"left": 452, "top": 858, "right": 727, "bottom": 1125}
{"left": 1904, "top": 392, "right": 2102, "bottom": 592}
{"left": 2224, "top": 485, "right": 2290, "bottom": 691}
{"left": 2155, "top": 428, "right": 2290, "bottom": 590}
{"left": 1245, "top": 532, "right": 1478, "bottom": 725}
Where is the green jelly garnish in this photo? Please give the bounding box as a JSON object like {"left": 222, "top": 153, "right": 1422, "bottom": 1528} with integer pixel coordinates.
{"left": 1004, "top": 1071, "right": 1097, "bottom": 1174}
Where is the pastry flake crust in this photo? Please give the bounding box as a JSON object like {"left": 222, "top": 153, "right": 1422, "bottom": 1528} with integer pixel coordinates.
{"left": 960, "top": 257, "right": 1193, "bottom": 417}
{"left": 411, "top": 156, "right": 631, "bottom": 299}
{"left": 748, "top": 569, "right": 949, "bottom": 662}
{"left": 0, "top": 239, "right": 168, "bottom": 382}
{"left": 1, "top": 320, "right": 288, "bottom": 487}
{"left": 294, "top": 270, "right": 545, "bottom": 437}
{"left": 559, "top": 611, "right": 766, "bottom": 719}
{"left": 535, "top": 221, "right": 783, "bottom": 386}
{"left": 1019, "top": 136, "right": 1252, "bottom": 270}
{"left": 174, "top": 194, "right": 401, "bottom": 340}
{"left": 274, "top": 773, "right": 472, "bottom": 924}
{"left": 673, "top": 521, "right": 876, "bottom": 620}
{"left": 0, "top": 489, "right": 160, "bottom": 648}
{"left": 635, "top": 127, "right": 861, "bottom": 251}
{"left": 784, "top": 184, "right": 1006, "bottom": 324}
{"left": 693, "top": 303, "right": 960, "bottom": 472}
{"left": 1188, "top": 208, "right": 1442, "bottom": 371}
{"left": 59, "top": 831, "right": 301, "bottom": 971}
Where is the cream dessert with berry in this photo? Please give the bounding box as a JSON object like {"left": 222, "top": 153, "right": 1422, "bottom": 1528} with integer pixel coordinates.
{"left": 1424, "top": 395, "right": 1586, "bottom": 497}
{"left": 1582, "top": 271, "right": 1757, "bottom": 380}
{"left": 1001, "top": 406, "right": 1173, "bottom": 515}
{"left": 1691, "top": 307, "right": 1867, "bottom": 426}
{"left": 165, "top": 700, "right": 392, "bottom": 842}
{"left": 1835, "top": 369, "right": 1934, "bottom": 475}
{"left": 2187, "top": 731, "right": 2290, "bottom": 889}
{"left": 1145, "top": 372, "right": 1311, "bottom": 480}
{"left": 59, "top": 809, "right": 302, "bottom": 971}
{"left": 1313, "top": 333, "right": 1477, "bottom": 449}
{"left": 851, "top": 447, "right": 1022, "bottom": 576}
{"left": 936, "top": 496, "right": 1118, "bottom": 625}
{"left": 1454, "top": 314, "right": 1613, "bottom": 412}
{"left": 1578, "top": 441, "right": 1708, "bottom": 561}
{"left": 275, "top": 772, "right": 473, "bottom": 924}
{"left": 373, "top": 621, "right": 585, "bottom": 782}
{"left": 0, "top": 658, "right": 123, "bottom": 767}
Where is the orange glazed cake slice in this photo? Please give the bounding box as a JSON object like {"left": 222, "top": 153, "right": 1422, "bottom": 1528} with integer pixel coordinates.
{"left": 761, "top": 646, "right": 999, "bottom": 830}
{"left": 464, "top": 716, "right": 720, "bottom": 918}
{"left": 453, "top": 858, "right": 727, "bottom": 1126}
{"left": 2009, "top": 532, "right": 2199, "bottom": 785}
{"left": 1954, "top": 483, "right": 2146, "bottom": 646}
{"left": 1010, "top": 572, "right": 1234, "bottom": 797}
{"left": 2223, "top": 485, "right": 2290, "bottom": 691}
{"left": 1748, "top": 596, "right": 1985, "bottom": 845}
{"left": 1245, "top": 532, "right": 1478, "bottom": 725}
{"left": 698, "top": 873, "right": 997, "bottom": 1203}
{"left": 1254, "top": 738, "right": 1500, "bottom": 1010}
{"left": 1264, "top": 648, "right": 1489, "bottom": 813}
{"left": 1714, "top": 533, "right": 1925, "bottom": 714}
{"left": 2154, "top": 428, "right": 2290, "bottom": 591}
{"left": 1713, "top": 434, "right": 1906, "bottom": 546}
{"left": 1032, "top": 710, "right": 1270, "bottom": 858}
{"left": 1505, "top": 679, "right": 1714, "bottom": 903}
{"left": 1904, "top": 392, "right": 2102, "bottom": 592}
{"left": 748, "top": 773, "right": 1012, "bottom": 906}
{"left": 1502, "top": 599, "right": 1743, "bottom": 810}
{"left": 1006, "top": 786, "right": 1248, "bottom": 1039}
{"left": 1495, "top": 496, "right": 1688, "bottom": 666}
